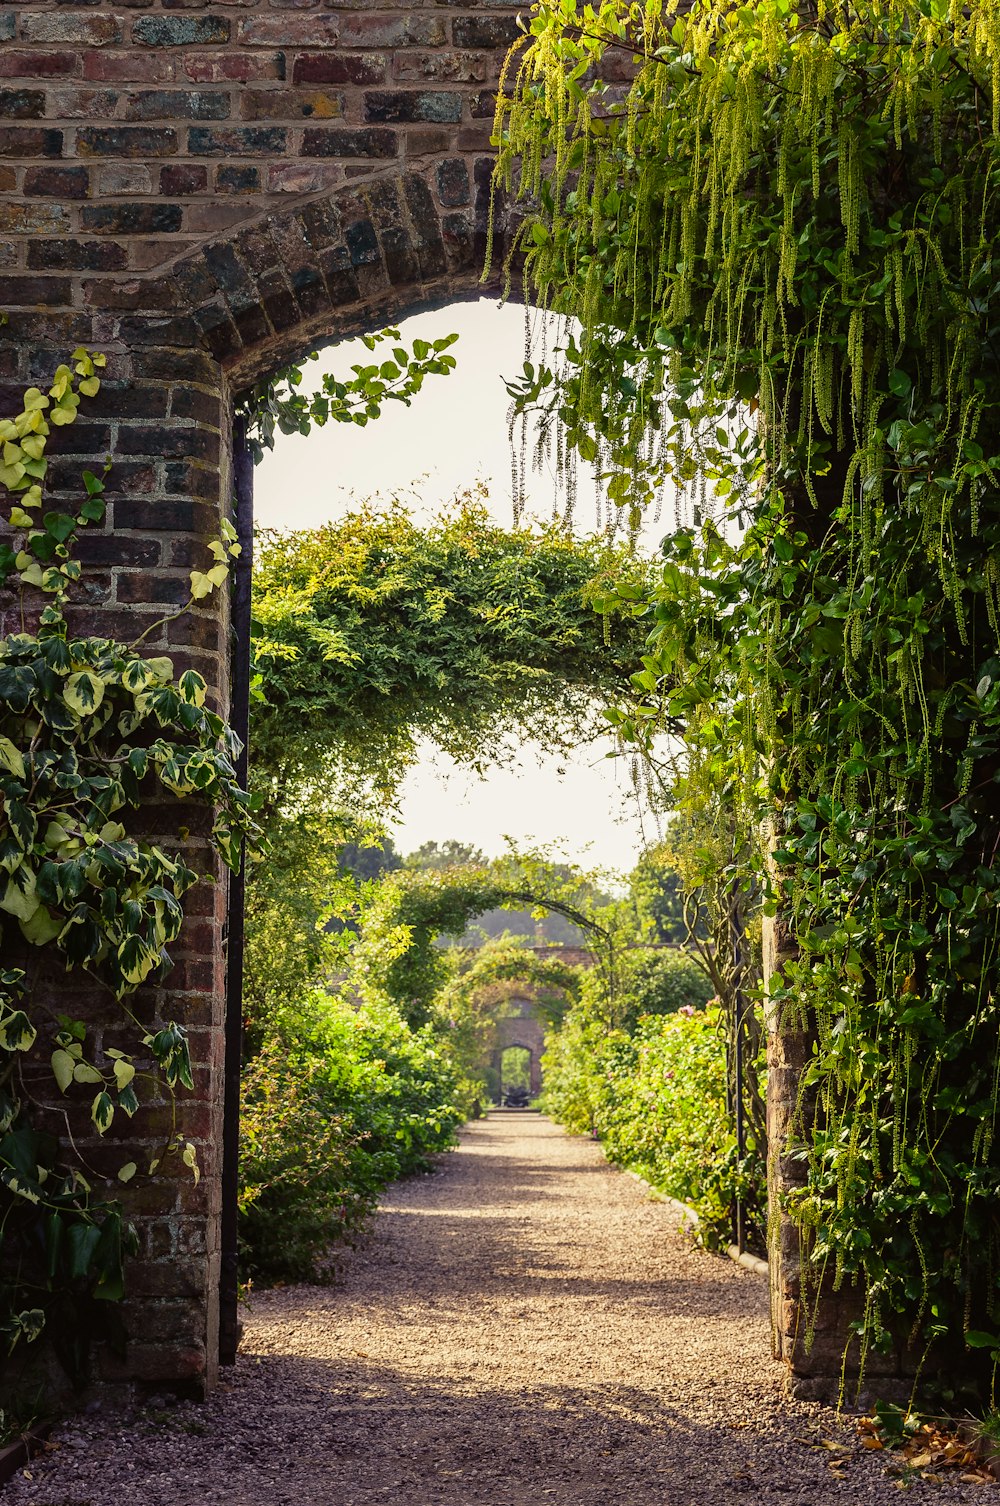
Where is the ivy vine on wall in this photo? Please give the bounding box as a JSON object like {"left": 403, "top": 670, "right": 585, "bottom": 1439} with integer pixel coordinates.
{"left": 0, "top": 354, "right": 259, "bottom": 1381}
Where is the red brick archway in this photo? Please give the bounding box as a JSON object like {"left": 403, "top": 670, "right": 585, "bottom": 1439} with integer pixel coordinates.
{"left": 0, "top": 0, "right": 520, "bottom": 1397}
{"left": 0, "top": 0, "right": 857, "bottom": 1404}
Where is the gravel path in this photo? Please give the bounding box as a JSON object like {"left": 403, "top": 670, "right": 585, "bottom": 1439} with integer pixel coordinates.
{"left": 8, "top": 1114, "right": 988, "bottom": 1505}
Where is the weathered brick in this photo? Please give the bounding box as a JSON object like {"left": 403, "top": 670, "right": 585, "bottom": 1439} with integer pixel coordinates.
{"left": 0, "top": 275, "right": 73, "bottom": 307}
{"left": 452, "top": 15, "right": 522, "bottom": 47}
{"left": 338, "top": 15, "right": 447, "bottom": 47}
{"left": 82, "top": 202, "right": 184, "bottom": 235}
{"left": 84, "top": 51, "right": 177, "bottom": 83}
{"left": 0, "top": 50, "right": 82, "bottom": 79}
{"left": 266, "top": 161, "right": 343, "bottom": 193}
{"left": 24, "top": 164, "right": 90, "bottom": 198}
{"left": 0, "top": 127, "right": 63, "bottom": 157}
{"left": 77, "top": 126, "right": 178, "bottom": 157}
{"left": 364, "top": 90, "right": 462, "bottom": 124}
{"left": 0, "top": 202, "right": 70, "bottom": 234}
{"left": 188, "top": 125, "right": 286, "bottom": 155}
{"left": 184, "top": 52, "right": 285, "bottom": 84}
{"left": 0, "top": 90, "right": 46, "bottom": 119}
{"left": 436, "top": 156, "right": 470, "bottom": 206}
{"left": 133, "top": 14, "right": 231, "bottom": 46}
{"left": 300, "top": 126, "right": 396, "bottom": 158}
{"left": 237, "top": 15, "right": 339, "bottom": 47}
{"left": 393, "top": 50, "right": 488, "bottom": 83}
{"left": 124, "top": 90, "right": 231, "bottom": 121}
{"left": 20, "top": 13, "right": 123, "bottom": 46}
{"left": 240, "top": 87, "right": 344, "bottom": 120}
{"left": 28, "top": 239, "right": 127, "bottom": 272}
{"left": 0, "top": 16, "right": 14, "bottom": 44}
{"left": 113, "top": 496, "right": 218, "bottom": 533}
{"left": 98, "top": 163, "right": 154, "bottom": 194}
{"left": 0, "top": 168, "right": 16, "bottom": 193}
{"left": 117, "top": 571, "right": 193, "bottom": 606}
{"left": 292, "top": 52, "right": 386, "bottom": 86}
{"left": 161, "top": 163, "right": 209, "bottom": 195}
{"left": 216, "top": 164, "right": 260, "bottom": 194}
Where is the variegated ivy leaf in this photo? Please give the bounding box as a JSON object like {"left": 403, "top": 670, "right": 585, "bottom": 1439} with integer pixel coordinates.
{"left": 0, "top": 867, "right": 38, "bottom": 924}
{"left": 178, "top": 670, "right": 207, "bottom": 707}
{"left": 63, "top": 669, "right": 105, "bottom": 716}
{"left": 0, "top": 1010, "right": 36, "bottom": 1052}
{"left": 91, "top": 1091, "right": 114, "bottom": 1135}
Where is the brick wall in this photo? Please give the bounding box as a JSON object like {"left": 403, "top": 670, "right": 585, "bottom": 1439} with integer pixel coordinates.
{"left": 0, "top": 0, "right": 519, "bottom": 1399}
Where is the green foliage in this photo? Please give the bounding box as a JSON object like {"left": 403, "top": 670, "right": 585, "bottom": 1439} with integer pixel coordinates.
{"left": 618, "top": 948, "right": 715, "bottom": 1029}
{"left": 239, "top": 991, "right": 463, "bottom": 1284}
{"left": 497, "top": 0, "right": 1000, "bottom": 1379}
{"left": 543, "top": 1000, "right": 761, "bottom": 1248}
{"left": 250, "top": 499, "right": 651, "bottom": 811}
{"left": 349, "top": 853, "right": 621, "bottom": 1027}
{"left": 237, "top": 328, "right": 459, "bottom": 465}
{"left": 0, "top": 357, "right": 257, "bottom": 1379}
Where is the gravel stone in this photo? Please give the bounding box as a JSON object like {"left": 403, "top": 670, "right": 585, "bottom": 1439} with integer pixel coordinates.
{"left": 7, "top": 1114, "right": 989, "bottom": 1504}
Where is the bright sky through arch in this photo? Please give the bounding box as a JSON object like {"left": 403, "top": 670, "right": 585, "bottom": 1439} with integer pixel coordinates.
{"left": 253, "top": 300, "right": 668, "bottom": 874}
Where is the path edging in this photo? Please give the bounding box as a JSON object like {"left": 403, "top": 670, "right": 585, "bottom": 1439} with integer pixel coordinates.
{"left": 624, "top": 1171, "right": 768, "bottom": 1277}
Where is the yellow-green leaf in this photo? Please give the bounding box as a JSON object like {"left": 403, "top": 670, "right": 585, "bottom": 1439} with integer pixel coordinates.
{"left": 118, "top": 1161, "right": 137, "bottom": 1184}
{"left": 112, "top": 1059, "right": 135, "bottom": 1091}
{"left": 146, "top": 656, "right": 173, "bottom": 682}
{"left": 0, "top": 869, "right": 38, "bottom": 923}
{"left": 0, "top": 736, "right": 25, "bottom": 780}
{"left": 73, "top": 1061, "right": 104, "bottom": 1086}
{"left": 19, "top": 902, "right": 61, "bottom": 947}
{"left": 51, "top": 1049, "right": 75, "bottom": 1094}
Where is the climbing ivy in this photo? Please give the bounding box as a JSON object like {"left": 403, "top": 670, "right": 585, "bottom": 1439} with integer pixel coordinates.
{"left": 250, "top": 500, "right": 653, "bottom": 816}
{"left": 495, "top": 0, "right": 1000, "bottom": 1385}
{"left": 0, "top": 356, "right": 259, "bottom": 1380}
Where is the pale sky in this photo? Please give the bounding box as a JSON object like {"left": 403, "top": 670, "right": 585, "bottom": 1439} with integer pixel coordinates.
{"left": 253, "top": 300, "right": 669, "bottom": 874}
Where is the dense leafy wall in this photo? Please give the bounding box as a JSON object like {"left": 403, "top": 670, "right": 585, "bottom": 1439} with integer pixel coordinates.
{"left": 494, "top": 0, "right": 1000, "bottom": 1384}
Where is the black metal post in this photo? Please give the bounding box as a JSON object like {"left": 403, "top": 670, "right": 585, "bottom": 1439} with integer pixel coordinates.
{"left": 730, "top": 875, "right": 748, "bottom": 1255}
{"left": 219, "top": 419, "right": 254, "bottom": 1366}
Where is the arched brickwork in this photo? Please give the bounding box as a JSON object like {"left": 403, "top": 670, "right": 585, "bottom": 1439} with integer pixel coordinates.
{"left": 0, "top": 0, "right": 857, "bottom": 1405}
{"left": 493, "top": 999, "right": 546, "bottom": 1099}
{"left": 0, "top": 0, "right": 519, "bottom": 1399}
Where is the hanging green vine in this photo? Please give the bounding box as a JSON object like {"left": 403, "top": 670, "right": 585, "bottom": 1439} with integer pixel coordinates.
{"left": 495, "top": 0, "right": 1000, "bottom": 1387}
{"left": 0, "top": 354, "right": 259, "bottom": 1383}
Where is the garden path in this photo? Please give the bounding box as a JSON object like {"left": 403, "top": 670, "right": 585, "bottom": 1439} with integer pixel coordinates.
{"left": 8, "top": 1115, "right": 983, "bottom": 1505}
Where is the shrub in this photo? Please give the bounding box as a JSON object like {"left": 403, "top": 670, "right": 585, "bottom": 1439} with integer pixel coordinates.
{"left": 239, "top": 1041, "right": 376, "bottom": 1284}
{"left": 239, "top": 990, "right": 464, "bottom": 1283}
{"left": 619, "top": 947, "right": 715, "bottom": 1026}
{"left": 541, "top": 1004, "right": 765, "bottom": 1249}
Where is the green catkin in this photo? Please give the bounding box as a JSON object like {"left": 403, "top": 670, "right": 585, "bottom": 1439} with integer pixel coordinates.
{"left": 495, "top": 0, "right": 1000, "bottom": 1372}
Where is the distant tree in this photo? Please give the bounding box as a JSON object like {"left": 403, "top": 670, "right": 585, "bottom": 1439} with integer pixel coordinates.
{"left": 404, "top": 839, "right": 487, "bottom": 871}
{"left": 339, "top": 837, "right": 403, "bottom": 882}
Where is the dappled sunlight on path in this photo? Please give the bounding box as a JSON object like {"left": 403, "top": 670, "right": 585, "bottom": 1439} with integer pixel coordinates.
{"left": 7, "top": 1117, "right": 982, "bottom": 1505}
